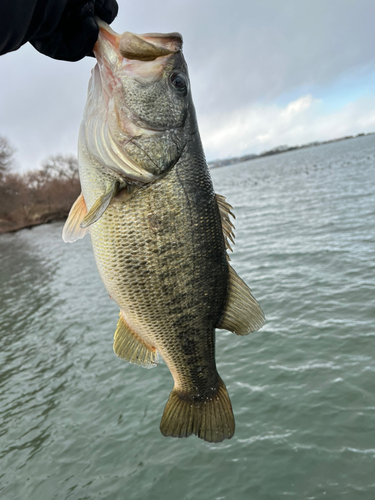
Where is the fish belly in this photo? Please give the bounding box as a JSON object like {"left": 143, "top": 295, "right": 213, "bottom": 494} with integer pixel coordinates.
{"left": 89, "top": 155, "right": 228, "bottom": 393}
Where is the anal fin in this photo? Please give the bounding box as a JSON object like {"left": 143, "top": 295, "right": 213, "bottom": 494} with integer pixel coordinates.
{"left": 114, "top": 311, "right": 158, "bottom": 368}
{"left": 218, "top": 265, "right": 265, "bottom": 335}
{"left": 62, "top": 193, "right": 89, "bottom": 243}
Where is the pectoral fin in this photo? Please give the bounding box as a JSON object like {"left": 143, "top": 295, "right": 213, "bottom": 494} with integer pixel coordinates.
{"left": 80, "top": 180, "right": 120, "bottom": 229}
{"left": 62, "top": 193, "right": 89, "bottom": 243}
{"left": 114, "top": 311, "right": 158, "bottom": 368}
{"left": 218, "top": 265, "right": 265, "bottom": 335}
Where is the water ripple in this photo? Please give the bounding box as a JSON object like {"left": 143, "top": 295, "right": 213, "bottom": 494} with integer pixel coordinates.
{"left": 1, "top": 135, "right": 375, "bottom": 499}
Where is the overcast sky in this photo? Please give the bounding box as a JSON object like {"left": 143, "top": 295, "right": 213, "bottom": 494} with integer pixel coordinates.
{"left": 1, "top": 0, "right": 375, "bottom": 170}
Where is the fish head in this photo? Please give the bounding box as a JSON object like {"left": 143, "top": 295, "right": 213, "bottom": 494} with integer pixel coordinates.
{"left": 81, "top": 20, "right": 194, "bottom": 185}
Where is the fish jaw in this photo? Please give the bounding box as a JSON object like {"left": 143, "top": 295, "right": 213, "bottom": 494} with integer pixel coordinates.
{"left": 80, "top": 64, "right": 156, "bottom": 187}
{"left": 94, "top": 19, "right": 182, "bottom": 86}
{"left": 92, "top": 20, "right": 122, "bottom": 103}
{"left": 80, "top": 21, "right": 190, "bottom": 184}
{"left": 79, "top": 22, "right": 162, "bottom": 188}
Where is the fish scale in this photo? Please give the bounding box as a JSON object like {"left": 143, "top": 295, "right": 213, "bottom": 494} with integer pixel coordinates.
{"left": 89, "top": 142, "right": 227, "bottom": 396}
{"left": 63, "top": 21, "right": 265, "bottom": 442}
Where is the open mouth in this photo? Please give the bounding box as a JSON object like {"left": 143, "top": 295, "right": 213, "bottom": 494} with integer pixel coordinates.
{"left": 94, "top": 18, "right": 182, "bottom": 61}
{"left": 93, "top": 19, "right": 182, "bottom": 87}
{"left": 83, "top": 21, "right": 186, "bottom": 184}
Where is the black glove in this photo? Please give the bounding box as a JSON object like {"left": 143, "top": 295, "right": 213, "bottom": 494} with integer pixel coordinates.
{"left": 30, "top": 0, "right": 118, "bottom": 61}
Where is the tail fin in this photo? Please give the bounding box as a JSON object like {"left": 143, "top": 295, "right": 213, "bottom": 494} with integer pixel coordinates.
{"left": 160, "top": 379, "right": 235, "bottom": 443}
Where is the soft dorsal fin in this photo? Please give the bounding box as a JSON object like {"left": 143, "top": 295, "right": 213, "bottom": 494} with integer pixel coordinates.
{"left": 215, "top": 194, "right": 235, "bottom": 255}
{"left": 218, "top": 265, "right": 265, "bottom": 335}
{"left": 114, "top": 311, "right": 158, "bottom": 368}
{"left": 215, "top": 193, "right": 265, "bottom": 334}
{"left": 80, "top": 180, "right": 120, "bottom": 229}
{"left": 62, "top": 193, "right": 89, "bottom": 243}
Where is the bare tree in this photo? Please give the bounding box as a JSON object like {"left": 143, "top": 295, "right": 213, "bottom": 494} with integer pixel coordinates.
{"left": 0, "top": 136, "right": 14, "bottom": 176}
{"left": 40, "top": 154, "right": 79, "bottom": 186}
{"left": 0, "top": 150, "right": 81, "bottom": 232}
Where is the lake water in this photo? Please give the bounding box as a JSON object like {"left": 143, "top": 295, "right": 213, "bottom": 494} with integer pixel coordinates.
{"left": 1, "top": 134, "right": 375, "bottom": 499}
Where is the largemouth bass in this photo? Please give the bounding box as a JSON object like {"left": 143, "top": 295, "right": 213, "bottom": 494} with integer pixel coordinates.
{"left": 63, "top": 20, "right": 265, "bottom": 443}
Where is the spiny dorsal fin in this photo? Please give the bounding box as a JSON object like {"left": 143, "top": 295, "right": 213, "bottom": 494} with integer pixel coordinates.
{"left": 218, "top": 265, "right": 265, "bottom": 335}
{"left": 114, "top": 311, "right": 158, "bottom": 369}
{"left": 215, "top": 194, "right": 235, "bottom": 255}
{"left": 80, "top": 180, "right": 120, "bottom": 229}
{"left": 62, "top": 193, "right": 89, "bottom": 243}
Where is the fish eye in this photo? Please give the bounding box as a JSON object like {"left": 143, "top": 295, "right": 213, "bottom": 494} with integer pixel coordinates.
{"left": 170, "top": 72, "right": 188, "bottom": 96}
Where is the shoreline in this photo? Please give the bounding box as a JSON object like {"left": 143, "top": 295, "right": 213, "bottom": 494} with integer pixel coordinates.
{"left": 208, "top": 132, "right": 374, "bottom": 169}
{"left": 0, "top": 212, "right": 67, "bottom": 236}
{"left": 1, "top": 132, "right": 373, "bottom": 236}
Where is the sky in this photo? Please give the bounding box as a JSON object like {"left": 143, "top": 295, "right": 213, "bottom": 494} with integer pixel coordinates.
{"left": 1, "top": 0, "right": 375, "bottom": 170}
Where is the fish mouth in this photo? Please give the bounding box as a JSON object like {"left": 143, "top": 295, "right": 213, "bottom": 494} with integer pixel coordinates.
{"left": 93, "top": 20, "right": 182, "bottom": 99}
{"left": 119, "top": 31, "right": 182, "bottom": 61}
{"left": 83, "top": 21, "right": 185, "bottom": 182}
{"left": 94, "top": 18, "right": 182, "bottom": 61}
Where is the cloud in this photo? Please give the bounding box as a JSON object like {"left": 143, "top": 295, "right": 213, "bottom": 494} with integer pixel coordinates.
{"left": 200, "top": 94, "right": 375, "bottom": 159}
{"left": 0, "top": 0, "right": 375, "bottom": 169}
{"left": 0, "top": 44, "right": 93, "bottom": 170}
{"left": 281, "top": 95, "right": 314, "bottom": 119}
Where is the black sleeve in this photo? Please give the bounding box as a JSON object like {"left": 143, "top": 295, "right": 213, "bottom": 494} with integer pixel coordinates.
{"left": 0, "top": 0, "right": 118, "bottom": 61}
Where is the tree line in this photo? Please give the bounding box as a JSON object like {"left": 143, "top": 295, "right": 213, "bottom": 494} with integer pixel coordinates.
{"left": 0, "top": 135, "right": 80, "bottom": 233}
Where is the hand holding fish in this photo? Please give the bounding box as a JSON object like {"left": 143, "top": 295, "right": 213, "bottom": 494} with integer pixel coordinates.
{"left": 0, "top": 0, "right": 118, "bottom": 60}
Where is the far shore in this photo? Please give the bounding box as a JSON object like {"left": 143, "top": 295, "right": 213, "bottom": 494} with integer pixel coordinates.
{"left": 208, "top": 132, "right": 374, "bottom": 169}
{"left": 1, "top": 132, "right": 373, "bottom": 236}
